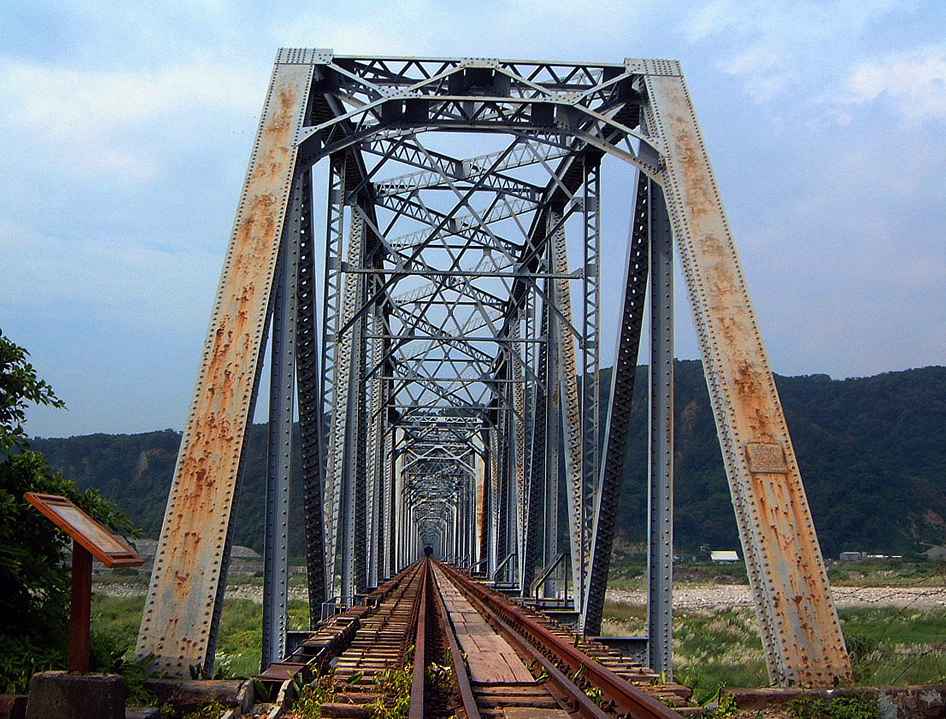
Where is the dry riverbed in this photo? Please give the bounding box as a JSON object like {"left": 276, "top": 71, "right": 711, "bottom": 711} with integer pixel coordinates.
{"left": 607, "top": 584, "right": 946, "bottom": 610}
{"left": 94, "top": 580, "right": 946, "bottom": 609}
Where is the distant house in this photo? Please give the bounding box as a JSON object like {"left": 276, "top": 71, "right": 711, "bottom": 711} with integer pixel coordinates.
{"left": 710, "top": 550, "right": 740, "bottom": 563}
{"left": 923, "top": 545, "right": 946, "bottom": 560}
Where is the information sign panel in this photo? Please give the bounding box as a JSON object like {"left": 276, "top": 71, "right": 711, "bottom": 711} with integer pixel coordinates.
{"left": 24, "top": 492, "right": 142, "bottom": 568}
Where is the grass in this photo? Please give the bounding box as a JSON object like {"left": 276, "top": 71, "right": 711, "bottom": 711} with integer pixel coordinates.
{"left": 600, "top": 601, "right": 946, "bottom": 703}
{"left": 600, "top": 604, "right": 767, "bottom": 703}
{"left": 828, "top": 558, "right": 946, "bottom": 587}
{"left": 841, "top": 606, "right": 946, "bottom": 685}
{"left": 91, "top": 558, "right": 946, "bottom": 708}
{"left": 91, "top": 593, "right": 311, "bottom": 679}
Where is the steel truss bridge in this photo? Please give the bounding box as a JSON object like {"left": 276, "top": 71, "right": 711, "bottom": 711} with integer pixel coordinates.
{"left": 136, "top": 50, "right": 852, "bottom": 688}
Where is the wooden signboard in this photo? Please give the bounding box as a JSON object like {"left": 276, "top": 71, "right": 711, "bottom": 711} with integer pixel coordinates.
{"left": 24, "top": 492, "right": 141, "bottom": 567}
{"left": 24, "top": 492, "right": 142, "bottom": 672}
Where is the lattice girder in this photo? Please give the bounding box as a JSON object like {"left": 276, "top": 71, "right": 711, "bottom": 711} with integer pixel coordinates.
{"left": 138, "top": 49, "right": 850, "bottom": 688}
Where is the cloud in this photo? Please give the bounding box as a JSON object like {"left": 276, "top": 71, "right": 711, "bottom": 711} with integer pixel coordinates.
{"left": 843, "top": 45, "right": 946, "bottom": 123}
{"left": 0, "top": 57, "right": 260, "bottom": 140}
{"left": 719, "top": 44, "right": 796, "bottom": 101}
{"left": 0, "top": 56, "right": 262, "bottom": 187}
{"left": 682, "top": 1, "right": 916, "bottom": 105}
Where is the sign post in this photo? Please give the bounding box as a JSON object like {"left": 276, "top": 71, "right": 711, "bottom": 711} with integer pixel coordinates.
{"left": 24, "top": 492, "right": 143, "bottom": 673}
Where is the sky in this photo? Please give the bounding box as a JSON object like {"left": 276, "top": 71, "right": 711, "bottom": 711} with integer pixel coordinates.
{"left": 1, "top": 0, "right": 945, "bottom": 438}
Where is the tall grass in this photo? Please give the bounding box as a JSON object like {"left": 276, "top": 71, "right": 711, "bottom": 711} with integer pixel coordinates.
{"left": 91, "top": 593, "right": 310, "bottom": 678}
{"left": 601, "top": 602, "right": 946, "bottom": 703}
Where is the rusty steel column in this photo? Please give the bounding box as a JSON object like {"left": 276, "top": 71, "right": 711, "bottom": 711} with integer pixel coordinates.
{"left": 638, "top": 59, "right": 851, "bottom": 686}
{"left": 136, "top": 52, "right": 314, "bottom": 676}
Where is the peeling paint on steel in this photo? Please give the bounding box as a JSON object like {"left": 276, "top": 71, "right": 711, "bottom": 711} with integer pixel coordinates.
{"left": 136, "top": 59, "right": 314, "bottom": 676}
{"left": 642, "top": 71, "right": 852, "bottom": 686}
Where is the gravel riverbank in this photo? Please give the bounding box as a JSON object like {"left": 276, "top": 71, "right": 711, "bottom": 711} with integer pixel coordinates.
{"left": 606, "top": 584, "right": 946, "bottom": 610}
{"left": 94, "top": 581, "right": 946, "bottom": 609}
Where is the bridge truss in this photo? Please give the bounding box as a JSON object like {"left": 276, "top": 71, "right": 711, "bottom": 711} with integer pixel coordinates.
{"left": 136, "top": 50, "right": 852, "bottom": 687}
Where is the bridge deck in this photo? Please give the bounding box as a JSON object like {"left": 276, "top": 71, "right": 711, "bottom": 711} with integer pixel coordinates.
{"left": 256, "top": 559, "right": 696, "bottom": 718}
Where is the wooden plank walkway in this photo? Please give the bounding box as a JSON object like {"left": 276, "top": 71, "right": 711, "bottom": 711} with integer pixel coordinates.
{"left": 434, "top": 565, "right": 535, "bottom": 684}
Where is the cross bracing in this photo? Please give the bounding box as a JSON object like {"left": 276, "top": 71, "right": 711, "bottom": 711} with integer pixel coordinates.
{"left": 137, "top": 50, "right": 853, "bottom": 689}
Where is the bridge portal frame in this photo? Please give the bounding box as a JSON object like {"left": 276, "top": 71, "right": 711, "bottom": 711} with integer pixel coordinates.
{"left": 136, "top": 49, "right": 851, "bottom": 687}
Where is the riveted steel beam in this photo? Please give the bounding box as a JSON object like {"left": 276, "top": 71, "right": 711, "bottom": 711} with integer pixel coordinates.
{"left": 548, "top": 210, "right": 586, "bottom": 611}
{"left": 142, "top": 49, "right": 848, "bottom": 687}
{"left": 640, "top": 61, "right": 851, "bottom": 686}
{"left": 583, "top": 172, "right": 650, "bottom": 634}
{"left": 136, "top": 56, "right": 314, "bottom": 676}
{"left": 261, "top": 178, "right": 301, "bottom": 668}
{"left": 294, "top": 167, "right": 327, "bottom": 619}
{"left": 647, "top": 179, "right": 674, "bottom": 677}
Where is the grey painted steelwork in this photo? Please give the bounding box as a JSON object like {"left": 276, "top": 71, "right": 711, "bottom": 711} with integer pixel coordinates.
{"left": 261, "top": 191, "right": 299, "bottom": 668}
{"left": 140, "top": 49, "right": 850, "bottom": 686}
{"left": 295, "top": 166, "right": 327, "bottom": 620}
{"left": 583, "top": 172, "right": 650, "bottom": 633}
{"left": 647, "top": 182, "right": 674, "bottom": 677}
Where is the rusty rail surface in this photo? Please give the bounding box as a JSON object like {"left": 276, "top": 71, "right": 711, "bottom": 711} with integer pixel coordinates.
{"left": 428, "top": 564, "right": 482, "bottom": 719}
{"left": 258, "top": 559, "right": 691, "bottom": 717}
{"left": 408, "top": 560, "right": 430, "bottom": 719}
{"left": 254, "top": 562, "right": 425, "bottom": 705}
{"left": 439, "top": 561, "right": 685, "bottom": 719}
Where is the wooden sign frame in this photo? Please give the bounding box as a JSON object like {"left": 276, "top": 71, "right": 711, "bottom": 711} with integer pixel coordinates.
{"left": 24, "top": 492, "right": 141, "bottom": 568}
{"left": 25, "top": 492, "right": 142, "bottom": 673}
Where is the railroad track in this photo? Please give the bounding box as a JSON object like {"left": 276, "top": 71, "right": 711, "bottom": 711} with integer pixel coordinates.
{"left": 261, "top": 558, "right": 696, "bottom": 718}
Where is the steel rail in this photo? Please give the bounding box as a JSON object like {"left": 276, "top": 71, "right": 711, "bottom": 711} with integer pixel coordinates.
{"left": 442, "top": 564, "right": 610, "bottom": 719}
{"left": 408, "top": 559, "right": 430, "bottom": 719}
{"left": 439, "top": 562, "right": 682, "bottom": 719}
{"left": 254, "top": 561, "right": 426, "bottom": 704}
{"left": 429, "top": 564, "right": 480, "bottom": 719}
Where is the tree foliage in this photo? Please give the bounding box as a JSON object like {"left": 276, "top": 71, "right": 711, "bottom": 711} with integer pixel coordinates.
{"left": 0, "top": 329, "right": 136, "bottom": 693}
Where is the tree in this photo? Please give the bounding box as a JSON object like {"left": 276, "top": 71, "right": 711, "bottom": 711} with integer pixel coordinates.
{"left": 0, "top": 329, "right": 135, "bottom": 693}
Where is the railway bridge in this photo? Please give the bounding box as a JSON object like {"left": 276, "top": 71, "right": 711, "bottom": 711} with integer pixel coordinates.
{"left": 134, "top": 49, "right": 852, "bottom": 705}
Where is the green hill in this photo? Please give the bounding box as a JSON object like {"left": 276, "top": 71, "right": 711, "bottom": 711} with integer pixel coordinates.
{"left": 31, "top": 362, "right": 946, "bottom": 559}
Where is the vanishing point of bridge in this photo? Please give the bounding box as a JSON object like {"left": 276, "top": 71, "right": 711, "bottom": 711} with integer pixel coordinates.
{"left": 134, "top": 49, "right": 852, "bottom": 692}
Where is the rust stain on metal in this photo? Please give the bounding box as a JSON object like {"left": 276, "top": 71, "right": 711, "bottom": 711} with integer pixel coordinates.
{"left": 138, "top": 62, "right": 313, "bottom": 675}
{"left": 645, "top": 72, "right": 852, "bottom": 686}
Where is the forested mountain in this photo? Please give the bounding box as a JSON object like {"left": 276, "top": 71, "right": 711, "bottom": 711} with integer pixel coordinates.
{"left": 32, "top": 362, "right": 946, "bottom": 559}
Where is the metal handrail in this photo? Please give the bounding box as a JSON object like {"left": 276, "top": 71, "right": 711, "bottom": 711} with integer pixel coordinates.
{"left": 491, "top": 551, "right": 516, "bottom": 583}
{"left": 532, "top": 552, "right": 569, "bottom": 606}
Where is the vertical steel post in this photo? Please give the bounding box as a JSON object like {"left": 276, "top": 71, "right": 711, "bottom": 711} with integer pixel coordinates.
{"left": 366, "top": 306, "right": 385, "bottom": 589}
{"left": 549, "top": 210, "right": 585, "bottom": 610}
{"left": 333, "top": 214, "right": 367, "bottom": 606}
{"left": 488, "top": 428, "right": 500, "bottom": 576}
{"left": 262, "top": 204, "right": 299, "bottom": 667}
{"left": 580, "top": 158, "right": 601, "bottom": 610}
{"left": 320, "top": 155, "right": 348, "bottom": 595}
{"left": 521, "top": 305, "right": 548, "bottom": 597}
{"left": 544, "top": 280, "right": 562, "bottom": 598}
{"left": 647, "top": 182, "right": 674, "bottom": 676}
